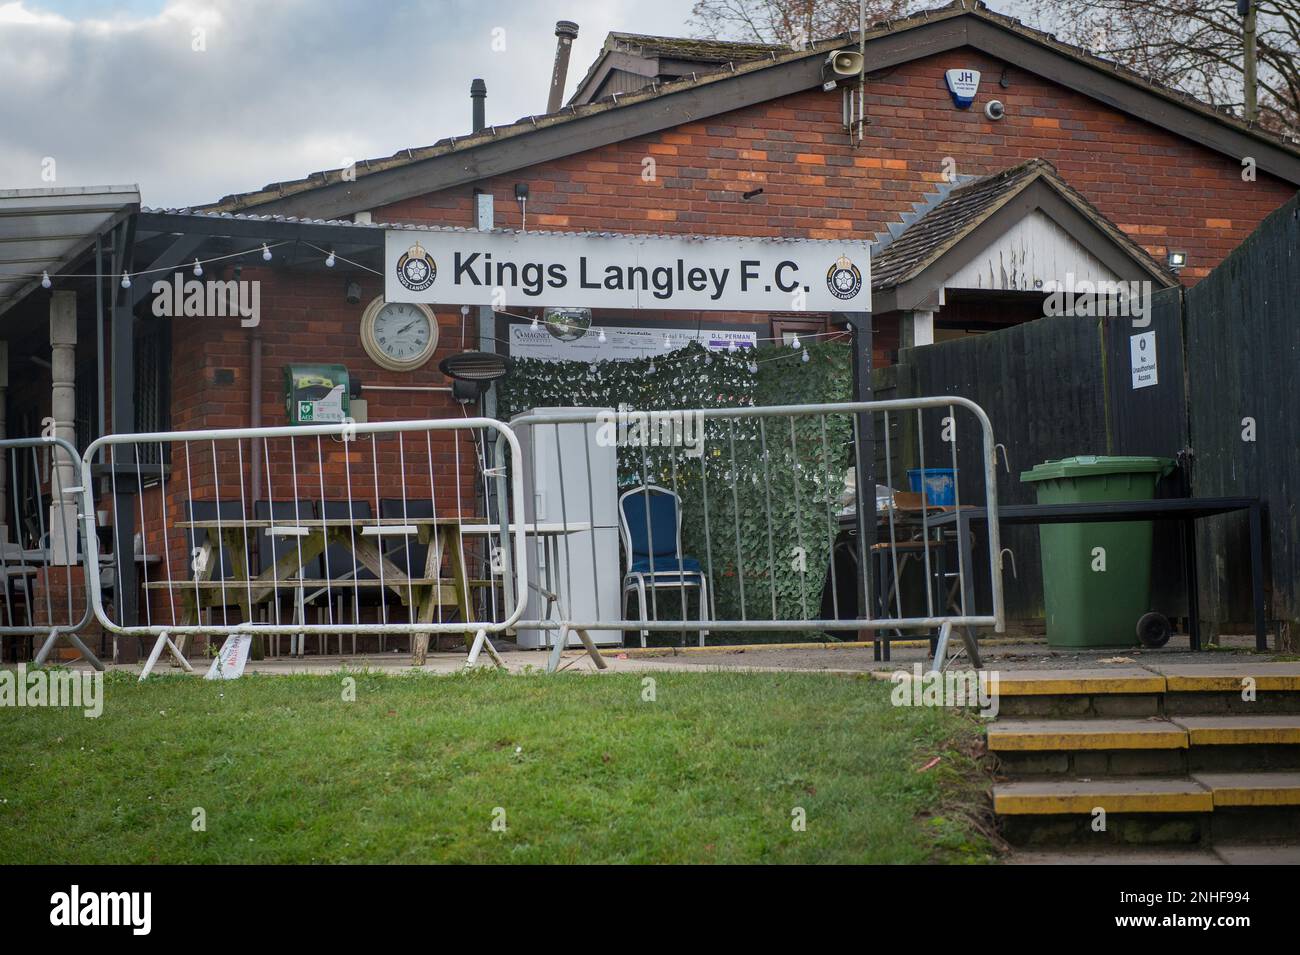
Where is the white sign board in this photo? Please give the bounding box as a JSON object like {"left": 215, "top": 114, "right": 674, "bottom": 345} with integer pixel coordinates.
{"left": 1130, "top": 331, "right": 1158, "bottom": 389}
{"left": 204, "top": 633, "right": 253, "bottom": 680}
{"left": 509, "top": 323, "right": 758, "bottom": 362}
{"left": 297, "top": 384, "right": 347, "bottom": 423}
{"left": 385, "top": 229, "right": 871, "bottom": 312}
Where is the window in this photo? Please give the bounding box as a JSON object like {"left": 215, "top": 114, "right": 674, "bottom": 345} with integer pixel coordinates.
{"left": 132, "top": 319, "right": 171, "bottom": 464}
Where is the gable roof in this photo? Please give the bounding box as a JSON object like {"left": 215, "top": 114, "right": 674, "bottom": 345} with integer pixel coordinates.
{"left": 568, "top": 32, "right": 783, "bottom": 105}
{"left": 203, "top": 0, "right": 1300, "bottom": 220}
{"left": 870, "top": 158, "right": 1177, "bottom": 311}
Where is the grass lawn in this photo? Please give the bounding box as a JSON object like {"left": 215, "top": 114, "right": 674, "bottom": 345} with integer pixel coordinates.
{"left": 0, "top": 669, "right": 995, "bottom": 864}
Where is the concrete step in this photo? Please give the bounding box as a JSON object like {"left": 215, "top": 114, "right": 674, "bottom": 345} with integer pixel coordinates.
{"left": 1012, "top": 843, "right": 1300, "bottom": 864}
{"left": 988, "top": 718, "right": 1187, "bottom": 752}
{"left": 994, "top": 777, "right": 1212, "bottom": 815}
{"left": 1192, "top": 771, "right": 1300, "bottom": 807}
{"left": 994, "top": 773, "right": 1300, "bottom": 847}
{"left": 989, "top": 664, "right": 1300, "bottom": 717}
{"left": 1176, "top": 715, "right": 1300, "bottom": 745}
{"left": 991, "top": 715, "right": 1300, "bottom": 776}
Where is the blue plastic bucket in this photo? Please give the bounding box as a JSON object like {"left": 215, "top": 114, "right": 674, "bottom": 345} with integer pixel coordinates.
{"left": 907, "top": 468, "right": 957, "bottom": 506}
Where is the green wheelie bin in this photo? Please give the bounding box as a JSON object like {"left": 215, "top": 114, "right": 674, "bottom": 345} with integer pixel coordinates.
{"left": 1020, "top": 456, "right": 1175, "bottom": 648}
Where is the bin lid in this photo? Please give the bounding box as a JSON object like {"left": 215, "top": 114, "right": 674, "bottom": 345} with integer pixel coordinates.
{"left": 1020, "top": 455, "right": 1175, "bottom": 482}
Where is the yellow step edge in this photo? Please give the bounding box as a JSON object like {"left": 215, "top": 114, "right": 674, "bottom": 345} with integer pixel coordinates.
{"left": 1174, "top": 716, "right": 1300, "bottom": 746}
{"left": 1164, "top": 674, "right": 1300, "bottom": 693}
{"left": 1192, "top": 772, "right": 1300, "bottom": 807}
{"left": 988, "top": 720, "right": 1187, "bottom": 752}
{"left": 994, "top": 676, "right": 1166, "bottom": 697}
{"left": 994, "top": 780, "right": 1213, "bottom": 816}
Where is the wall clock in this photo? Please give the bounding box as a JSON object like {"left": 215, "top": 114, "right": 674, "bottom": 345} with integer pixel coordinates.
{"left": 360, "top": 296, "right": 438, "bottom": 371}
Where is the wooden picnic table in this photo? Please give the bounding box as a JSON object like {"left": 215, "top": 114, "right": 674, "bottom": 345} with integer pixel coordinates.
{"left": 149, "top": 516, "right": 486, "bottom": 664}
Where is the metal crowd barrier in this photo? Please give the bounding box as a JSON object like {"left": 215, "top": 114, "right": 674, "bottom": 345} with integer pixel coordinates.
{"left": 0, "top": 436, "right": 102, "bottom": 669}
{"left": 496, "top": 398, "right": 1004, "bottom": 673}
{"left": 78, "top": 417, "right": 528, "bottom": 677}
{"left": 3, "top": 399, "right": 1002, "bottom": 679}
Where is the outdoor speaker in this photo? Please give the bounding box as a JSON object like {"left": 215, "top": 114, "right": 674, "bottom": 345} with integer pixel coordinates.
{"left": 825, "top": 50, "right": 864, "bottom": 78}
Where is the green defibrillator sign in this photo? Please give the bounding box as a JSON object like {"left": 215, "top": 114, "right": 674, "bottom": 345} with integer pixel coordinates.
{"left": 284, "top": 364, "right": 350, "bottom": 424}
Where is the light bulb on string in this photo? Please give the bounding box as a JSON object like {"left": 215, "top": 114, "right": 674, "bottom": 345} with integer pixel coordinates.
{"left": 747, "top": 360, "right": 758, "bottom": 374}
{"left": 40, "top": 271, "right": 51, "bottom": 289}
{"left": 597, "top": 328, "right": 606, "bottom": 343}
{"left": 261, "top": 244, "right": 273, "bottom": 262}
{"left": 727, "top": 340, "right": 738, "bottom": 354}
{"left": 325, "top": 251, "right": 336, "bottom": 268}
{"left": 790, "top": 334, "right": 801, "bottom": 349}
{"left": 801, "top": 348, "right": 810, "bottom": 363}
{"left": 193, "top": 259, "right": 203, "bottom": 277}
{"left": 530, "top": 315, "right": 540, "bottom": 330}
{"left": 648, "top": 362, "right": 657, "bottom": 375}
{"left": 120, "top": 273, "right": 132, "bottom": 289}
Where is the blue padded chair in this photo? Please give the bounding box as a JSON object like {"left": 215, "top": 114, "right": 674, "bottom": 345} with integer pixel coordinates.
{"left": 618, "top": 484, "right": 711, "bottom": 648}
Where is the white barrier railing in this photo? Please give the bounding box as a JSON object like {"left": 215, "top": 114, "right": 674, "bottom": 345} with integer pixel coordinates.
{"left": 78, "top": 418, "right": 528, "bottom": 677}
{"left": 7, "top": 397, "right": 1003, "bottom": 679}
{"left": 0, "top": 436, "right": 102, "bottom": 669}
{"left": 497, "top": 398, "right": 1004, "bottom": 673}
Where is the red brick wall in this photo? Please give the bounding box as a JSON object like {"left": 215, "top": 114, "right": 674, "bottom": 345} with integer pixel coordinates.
{"left": 116, "top": 44, "right": 1296, "bottom": 625}
{"left": 135, "top": 267, "right": 484, "bottom": 621}
{"left": 378, "top": 47, "right": 1295, "bottom": 284}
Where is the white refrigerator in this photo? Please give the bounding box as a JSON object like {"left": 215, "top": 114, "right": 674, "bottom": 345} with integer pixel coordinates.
{"left": 510, "top": 408, "right": 622, "bottom": 648}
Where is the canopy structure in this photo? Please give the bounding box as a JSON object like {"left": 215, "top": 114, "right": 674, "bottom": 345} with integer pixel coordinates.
{"left": 0, "top": 185, "right": 140, "bottom": 317}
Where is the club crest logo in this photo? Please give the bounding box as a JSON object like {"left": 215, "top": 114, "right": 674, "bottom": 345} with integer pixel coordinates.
{"left": 395, "top": 241, "right": 436, "bottom": 292}
{"left": 826, "top": 254, "right": 862, "bottom": 301}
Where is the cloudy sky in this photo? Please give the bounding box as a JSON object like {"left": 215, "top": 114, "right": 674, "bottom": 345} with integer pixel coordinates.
{"left": 0, "top": 0, "right": 704, "bottom": 208}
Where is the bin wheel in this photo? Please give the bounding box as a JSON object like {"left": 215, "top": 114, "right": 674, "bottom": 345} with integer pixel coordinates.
{"left": 1136, "top": 612, "right": 1172, "bottom": 649}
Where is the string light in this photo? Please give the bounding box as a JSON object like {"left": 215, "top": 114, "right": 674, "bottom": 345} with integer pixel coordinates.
{"left": 261, "top": 244, "right": 273, "bottom": 262}
{"left": 40, "top": 271, "right": 51, "bottom": 289}
{"left": 325, "top": 251, "right": 336, "bottom": 268}
{"left": 648, "top": 361, "right": 657, "bottom": 375}
{"left": 727, "top": 340, "right": 738, "bottom": 353}
{"left": 801, "top": 348, "right": 810, "bottom": 363}
{"left": 193, "top": 259, "right": 203, "bottom": 277}
{"left": 790, "top": 334, "right": 801, "bottom": 349}
{"left": 531, "top": 315, "right": 540, "bottom": 330}
{"left": 597, "top": 328, "right": 606, "bottom": 343}
{"left": 747, "top": 360, "right": 758, "bottom": 374}
{"left": 120, "top": 273, "right": 131, "bottom": 289}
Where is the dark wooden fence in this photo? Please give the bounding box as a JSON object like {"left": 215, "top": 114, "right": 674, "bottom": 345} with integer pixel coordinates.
{"left": 882, "top": 194, "right": 1298, "bottom": 647}
{"left": 888, "top": 285, "right": 1192, "bottom": 629}
{"left": 1184, "top": 195, "right": 1300, "bottom": 642}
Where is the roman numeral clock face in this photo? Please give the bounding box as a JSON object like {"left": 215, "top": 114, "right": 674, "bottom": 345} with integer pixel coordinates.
{"left": 361, "top": 297, "right": 438, "bottom": 371}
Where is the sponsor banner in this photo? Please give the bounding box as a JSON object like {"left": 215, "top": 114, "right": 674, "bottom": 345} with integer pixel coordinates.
{"left": 508, "top": 322, "right": 758, "bottom": 362}
{"left": 385, "top": 229, "right": 871, "bottom": 312}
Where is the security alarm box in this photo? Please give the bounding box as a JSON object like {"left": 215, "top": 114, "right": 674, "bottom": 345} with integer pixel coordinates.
{"left": 284, "top": 363, "right": 350, "bottom": 424}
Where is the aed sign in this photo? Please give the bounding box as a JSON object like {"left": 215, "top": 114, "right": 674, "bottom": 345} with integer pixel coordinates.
{"left": 945, "top": 68, "right": 981, "bottom": 108}
{"left": 1130, "top": 331, "right": 1158, "bottom": 389}
{"left": 384, "top": 229, "right": 872, "bottom": 312}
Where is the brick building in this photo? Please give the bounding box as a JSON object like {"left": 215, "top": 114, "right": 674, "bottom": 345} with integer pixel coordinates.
{"left": 3, "top": 1, "right": 1298, "bottom": 657}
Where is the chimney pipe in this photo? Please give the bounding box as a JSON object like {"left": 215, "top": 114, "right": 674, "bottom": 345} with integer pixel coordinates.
{"left": 470, "top": 78, "right": 487, "bottom": 132}
{"left": 547, "top": 21, "right": 579, "bottom": 114}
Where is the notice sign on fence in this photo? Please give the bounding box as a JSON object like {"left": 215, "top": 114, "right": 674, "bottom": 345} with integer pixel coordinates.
{"left": 384, "top": 228, "right": 872, "bottom": 312}
{"left": 1130, "top": 331, "right": 1158, "bottom": 389}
